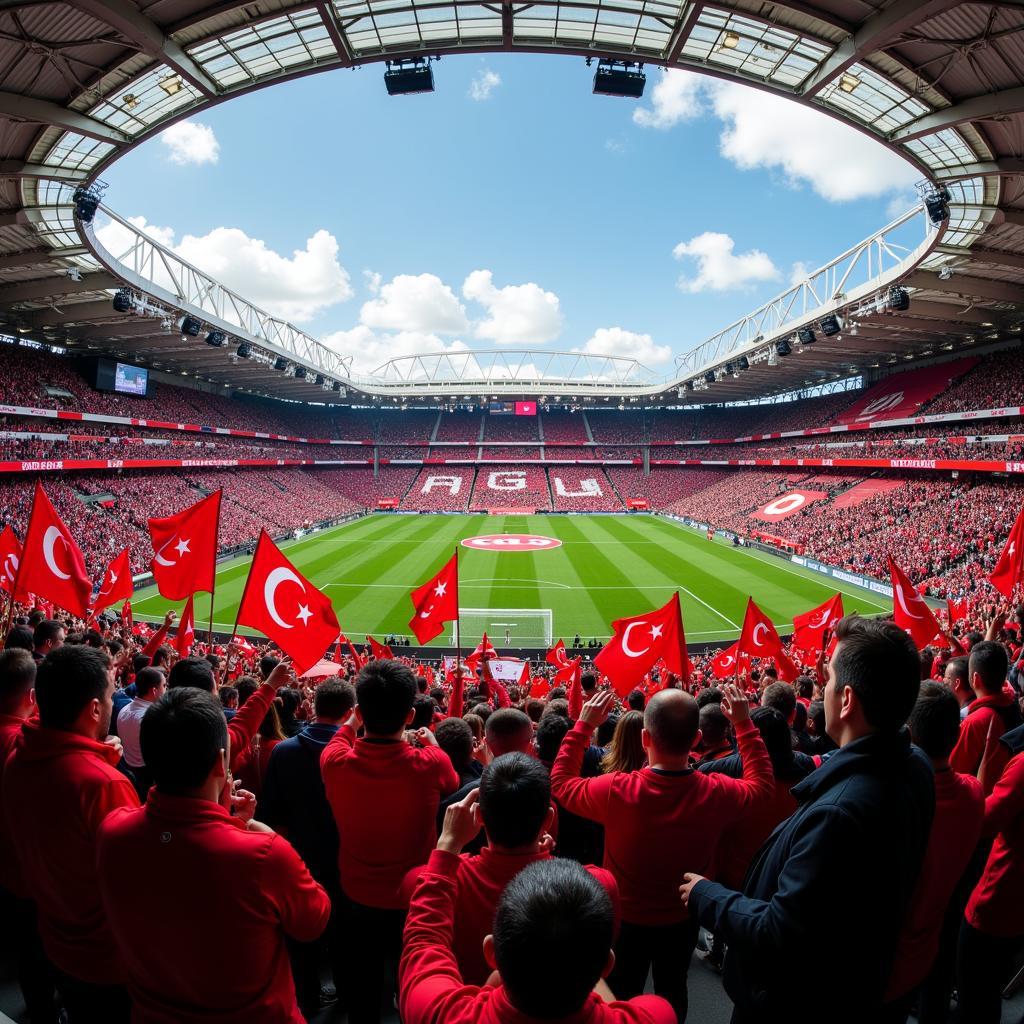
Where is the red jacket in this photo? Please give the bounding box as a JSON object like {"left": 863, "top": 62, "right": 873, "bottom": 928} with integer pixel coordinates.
{"left": 2, "top": 722, "right": 140, "bottom": 982}
{"left": 227, "top": 683, "right": 277, "bottom": 771}
{"left": 949, "top": 687, "right": 1019, "bottom": 776}
{"left": 398, "top": 850, "right": 675, "bottom": 1024}
{"left": 0, "top": 713, "right": 26, "bottom": 896}
{"left": 551, "top": 719, "right": 772, "bottom": 926}
{"left": 966, "top": 751, "right": 1024, "bottom": 937}
{"left": 321, "top": 728, "right": 459, "bottom": 908}
{"left": 96, "top": 791, "right": 329, "bottom": 1023}
{"left": 401, "top": 848, "right": 618, "bottom": 986}
{"left": 886, "top": 768, "right": 984, "bottom": 998}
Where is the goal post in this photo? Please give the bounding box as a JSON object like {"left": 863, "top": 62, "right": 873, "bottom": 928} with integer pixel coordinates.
{"left": 453, "top": 608, "right": 553, "bottom": 649}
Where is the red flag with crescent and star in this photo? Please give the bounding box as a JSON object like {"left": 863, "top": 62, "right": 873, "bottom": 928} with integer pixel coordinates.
{"left": 546, "top": 639, "right": 570, "bottom": 668}
{"left": 594, "top": 592, "right": 689, "bottom": 697}
{"left": 15, "top": 482, "right": 91, "bottom": 618}
{"left": 147, "top": 490, "right": 221, "bottom": 601}
{"left": 737, "top": 598, "right": 798, "bottom": 682}
{"left": 989, "top": 505, "right": 1024, "bottom": 600}
{"left": 710, "top": 641, "right": 744, "bottom": 681}
{"left": 792, "top": 593, "right": 844, "bottom": 656}
{"left": 408, "top": 552, "right": 459, "bottom": 645}
{"left": 92, "top": 547, "right": 133, "bottom": 615}
{"left": 236, "top": 530, "right": 339, "bottom": 675}
{"left": 0, "top": 525, "right": 24, "bottom": 600}
{"left": 175, "top": 595, "right": 196, "bottom": 659}
{"left": 888, "top": 557, "right": 945, "bottom": 650}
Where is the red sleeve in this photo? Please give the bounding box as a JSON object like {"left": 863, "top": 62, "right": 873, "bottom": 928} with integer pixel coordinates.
{"left": 320, "top": 722, "right": 356, "bottom": 774}
{"left": 85, "top": 773, "right": 140, "bottom": 832}
{"left": 718, "top": 719, "right": 774, "bottom": 808}
{"left": 549, "top": 721, "right": 615, "bottom": 823}
{"left": 567, "top": 669, "right": 583, "bottom": 720}
{"left": 492, "top": 679, "right": 511, "bottom": 709}
{"left": 981, "top": 753, "right": 1024, "bottom": 839}
{"left": 979, "top": 738, "right": 1012, "bottom": 798}
{"left": 949, "top": 712, "right": 988, "bottom": 775}
{"left": 227, "top": 683, "right": 275, "bottom": 770}
{"left": 261, "top": 833, "right": 331, "bottom": 942}
{"left": 141, "top": 620, "right": 171, "bottom": 660}
{"left": 426, "top": 745, "right": 460, "bottom": 796}
{"left": 398, "top": 849, "right": 479, "bottom": 1024}
{"left": 448, "top": 678, "right": 464, "bottom": 721}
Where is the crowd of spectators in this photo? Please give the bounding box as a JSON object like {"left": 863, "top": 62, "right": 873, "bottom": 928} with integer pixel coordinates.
{"left": 469, "top": 466, "right": 551, "bottom": 511}
{"left": 920, "top": 349, "right": 1024, "bottom": 415}
{"left": 549, "top": 468, "right": 624, "bottom": 511}
{"left": 403, "top": 468, "right": 475, "bottom": 511}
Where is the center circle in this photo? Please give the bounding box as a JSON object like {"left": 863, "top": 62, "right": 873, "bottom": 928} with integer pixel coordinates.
{"left": 461, "top": 534, "right": 563, "bottom": 552}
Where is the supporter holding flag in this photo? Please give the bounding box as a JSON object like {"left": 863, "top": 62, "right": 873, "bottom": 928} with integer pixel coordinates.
{"left": 989, "top": 502, "right": 1024, "bottom": 599}
{"left": 551, "top": 682, "right": 771, "bottom": 1021}
{"left": 791, "top": 593, "right": 844, "bottom": 655}
{"left": 91, "top": 547, "right": 133, "bottom": 617}
{"left": 95, "top": 687, "right": 330, "bottom": 1022}
{"left": 737, "top": 598, "right": 798, "bottom": 682}
{"left": 147, "top": 490, "right": 221, "bottom": 601}
{"left": 121, "top": 599, "right": 132, "bottom": 633}
{"left": 408, "top": 552, "right": 459, "bottom": 644}
{"left": 465, "top": 632, "right": 498, "bottom": 669}
{"left": 15, "top": 482, "right": 91, "bottom": 618}
{"left": 175, "top": 594, "right": 196, "bottom": 659}
{"left": 889, "top": 557, "right": 945, "bottom": 650}
{"left": 947, "top": 598, "right": 968, "bottom": 628}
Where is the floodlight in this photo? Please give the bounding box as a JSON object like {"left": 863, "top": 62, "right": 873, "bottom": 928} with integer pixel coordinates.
{"left": 819, "top": 315, "right": 841, "bottom": 336}
{"left": 205, "top": 330, "right": 227, "bottom": 347}
{"left": 737, "top": 356, "right": 749, "bottom": 370}
{"left": 704, "top": 370, "right": 715, "bottom": 384}
{"left": 294, "top": 366, "right": 307, "bottom": 380}
{"left": 237, "top": 342, "right": 252, "bottom": 359}
{"left": 385, "top": 58, "right": 434, "bottom": 95}
{"left": 776, "top": 338, "right": 791, "bottom": 356}
{"left": 592, "top": 60, "right": 646, "bottom": 98}
{"left": 888, "top": 286, "right": 910, "bottom": 311}
{"left": 274, "top": 356, "right": 289, "bottom": 371}
{"left": 179, "top": 315, "right": 202, "bottom": 337}
{"left": 112, "top": 288, "right": 134, "bottom": 313}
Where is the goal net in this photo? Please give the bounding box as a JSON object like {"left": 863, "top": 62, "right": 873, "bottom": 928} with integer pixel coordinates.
{"left": 453, "top": 608, "right": 554, "bottom": 649}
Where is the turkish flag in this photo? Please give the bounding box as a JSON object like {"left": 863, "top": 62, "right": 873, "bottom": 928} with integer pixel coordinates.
{"left": 792, "top": 594, "right": 844, "bottom": 655}
{"left": 889, "top": 557, "right": 945, "bottom": 650}
{"left": 557, "top": 656, "right": 584, "bottom": 717}
{"left": 367, "top": 636, "right": 394, "bottom": 661}
{"left": 0, "top": 525, "right": 24, "bottom": 599}
{"left": 546, "top": 639, "right": 569, "bottom": 668}
{"left": 990, "top": 505, "right": 1024, "bottom": 600}
{"left": 148, "top": 490, "right": 221, "bottom": 600}
{"left": 93, "top": 547, "right": 133, "bottom": 614}
{"left": 236, "top": 530, "right": 340, "bottom": 675}
{"left": 710, "top": 641, "right": 743, "bottom": 680}
{"left": 465, "top": 632, "right": 498, "bottom": 668}
{"left": 529, "top": 676, "right": 551, "bottom": 698}
{"left": 408, "top": 552, "right": 459, "bottom": 644}
{"left": 946, "top": 598, "right": 968, "bottom": 626}
{"left": 737, "top": 598, "right": 798, "bottom": 682}
{"left": 175, "top": 595, "right": 196, "bottom": 659}
{"left": 16, "top": 482, "right": 92, "bottom": 618}
{"left": 594, "top": 592, "right": 689, "bottom": 697}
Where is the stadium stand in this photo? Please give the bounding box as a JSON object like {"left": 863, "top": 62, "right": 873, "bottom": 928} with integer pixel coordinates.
{"left": 469, "top": 465, "right": 551, "bottom": 511}
{"left": 549, "top": 468, "right": 624, "bottom": 511}
{"left": 404, "top": 467, "right": 475, "bottom": 511}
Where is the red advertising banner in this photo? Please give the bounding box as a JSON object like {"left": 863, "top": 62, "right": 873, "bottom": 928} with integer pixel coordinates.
{"left": 836, "top": 358, "right": 979, "bottom": 424}
{"left": 753, "top": 490, "right": 828, "bottom": 521}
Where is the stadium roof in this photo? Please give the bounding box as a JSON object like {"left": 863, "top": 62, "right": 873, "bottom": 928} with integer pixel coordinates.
{"left": 0, "top": 0, "right": 1022, "bottom": 404}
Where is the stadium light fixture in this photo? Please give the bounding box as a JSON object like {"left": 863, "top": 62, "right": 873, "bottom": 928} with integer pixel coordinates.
{"left": 888, "top": 286, "right": 910, "bottom": 311}
{"left": 938, "top": 266, "right": 954, "bottom": 281}
{"left": 737, "top": 356, "right": 749, "bottom": 371}
{"left": 237, "top": 342, "right": 252, "bottom": 359}
{"left": 720, "top": 30, "right": 740, "bottom": 49}
{"left": 797, "top": 327, "right": 816, "bottom": 346}
{"left": 112, "top": 288, "right": 134, "bottom": 313}
{"left": 178, "top": 315, "right": 203, "bottom": 338}
{"left": 776, "top": 338, "right": 791, "bottom": 356}
{"left": 591, "top": 59, "right": 646, "bottom": 98}
{"left": 819, "top": 315, "right": 841, "bottom": 337}
{"left": 205, "top": 330, "right": 227, "bottom": 347}
{"left": 384, "top": 58, "right": 435, "bottom": 95}
{"left": 159, "top": 75, "right": 183, "bottom": 96}
{"left": 294, "top": 366, "right": 307, "bottom": 379}
{"left": 73, "top": 184, "right": 104, "bottom": 223}
{"left": 704, "top": 370, "right": 715, "bottom": 384}
{"left": 918, "top": 184, "right": 951, "bottom": 227}
{"left": 838, "top": 73, "right": 860, "bottom": 93}
{"left": 274, "top": 356, "right": 288, "bottom": 371}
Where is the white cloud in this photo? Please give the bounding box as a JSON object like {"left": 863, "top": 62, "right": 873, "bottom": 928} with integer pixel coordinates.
{"left": 673, "top": 231, "right": 780, "bottom": 293}
{"left": 885, "top": 191, "right": 919, "bottom": 220}
{"left": 632, "top": 70, "right": 705, "bottom": 130}
{"left": 321, "top": 326, "right": 469, "bottom": 374}
{"left": 632, "top": 71, "right": 918, "bottom": 201}
{"left": 159, "top": 121, "right": 220, "bottom": 166}
{"left": 96, "top": 216, "right": 352, "bottom": 323}
{"left": 360, "top": 273, "right": 469, "bottom": 334}
{"left": 578, "top": 327, "right": 672, "bottom": 366}
{"left": 363, "top": 270, "right": 382, "bottom": 295}
{"left": 789, "top": 260, "right": 812, "bottom": 286}
{"left": 469, "top": 68, "right": 501, "bottom": 101}
{"left": 462, "top": 270, "right": 563, "bottom": 345}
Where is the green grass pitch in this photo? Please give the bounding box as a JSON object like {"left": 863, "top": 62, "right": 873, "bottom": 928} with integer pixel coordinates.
{"left": 128, "top": 513, "right": 893, "bottom": 649}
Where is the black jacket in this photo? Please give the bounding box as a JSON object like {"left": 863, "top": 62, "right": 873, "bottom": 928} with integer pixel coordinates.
{"left": 690, "top": 728, "right": 934, "bottom": 1024}
{"left": 260, "top": 723, "right": 340, "bottom": 888}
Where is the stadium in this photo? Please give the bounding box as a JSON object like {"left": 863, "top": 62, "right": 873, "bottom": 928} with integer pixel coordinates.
{"left": 1, "top": 0, "right": 1024, "bottom": 1023}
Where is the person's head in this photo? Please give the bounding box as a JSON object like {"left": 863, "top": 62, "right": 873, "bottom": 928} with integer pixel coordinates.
{"left": 355, "top": 660, "right": 418, "bottom": 736}
{"left": 524, "top": 697, "right": 544, "bottom": 723}
{"left": 32, "top": 619, "right": 65, "bottom": 655}
{"left": 942, "top": 655, "right": 972, "bottom": 706}
{"left": 595, "top": 714, "right": 618, "bottom": 748}
{"left": 411, "top": 694, "right": 436, "bottom": 730}
{"left": 968, "top": 641, "right": 1008, "bottom": 698}
{"left": 580, "top": 671, "right": 598, "bottom": 698}
{"left": 762, "top": 681, "right": 797, "bottom": 724}
{"left": 236, "top": 676, "right": 259, "bottom": 706}
{"left": 908, "top": 681, "right": 961, "bottom": 765}
{"left": 806, "top": 700, "right": 826, "bottom": 738}
{"left": 534, "top": 714, "right": 570, "bottom": 763}
{"left": 600, "top": 711, "right": 645, "bottom": 774}
{"left": 259, "top": 702, "right": 286, "bottom": 741}
{"left": 696, "top": 686, "right": 724, "bottom": 709}
{"left": 277, "top": 687, "right": 300, "bottom": 720}
{"left": 485, "top": 708, "right": 534, "bottom": 757}
{"left": 542, "top": 698, "right": 569, "bottom": 720}
{"left": 463, "top": 712, "right": 484, "bottom": 743}
{"left": 27, "top": 609, "right": 44, "bottom": 629}
{"left": 643, "top": 689, "right": 700, "bottom": 762}
{"left": 135, "top": 666, "right": 166, "bottom": 701}
{"left": 0, "top": 648, "right": 36, "bottom": 718}
{"left": 750, "top": 706, "right": 797, "bottom": 778}
{"left": 825, "top": 615, "right": 920, "bottom": 744}
{"left": 794, "top": 675, "right": 814, "bottom": 701}
{"left": 4, "top": 625, "right": 34, "bottom": 652}
{"left": 697, "top": 703, "right": 729, "bottom": 751}
{"left": 35, "top": 645, "right": 113, "bottom": 738}
{"left": 479, "top": 752, "right": 553, "bottom": 849}
{"left": 488, "top": 859, "right": 614, "bottom": 1018}
{"left": 168, "top": 657, "right": 215, "bottom": 692}
{"left": 919, "top": 648, "right": 935, "bottom": 681}
{"left": 131, "top": 653, "right": 151, "bottom": 677}
{"left": 141, "top": 687, "right": 229, "bottom": 797}
{"left": 313, "top": 678, "right": 356, "bottom": 723}
{"left": 218, "top": 685, "right": 238, "bottom": 710}
{"left": 626, "top": 689, "right": 645, "bottom": 712}
{"left": 151, "top": 645, "right": 173, "bottom": 670}
{"left": 83, "top": 628, "right": 103, "bottom": 649}
{"left": 470, "top": 702, "right": 492, "bottom": 726}
{"left": 435, "top": 717, "right": 474, "bottom": 774}
{"left": 259, "top": 654, "right": 280, "bottom": 680}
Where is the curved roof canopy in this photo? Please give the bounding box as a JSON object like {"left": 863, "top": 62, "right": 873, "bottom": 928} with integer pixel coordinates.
{"left": 0, "top": 0, "right": 1022, "bottom": 404}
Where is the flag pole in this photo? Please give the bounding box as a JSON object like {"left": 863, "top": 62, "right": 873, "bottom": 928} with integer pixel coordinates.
{"left": 207, "top": 489, "right": 223, "bottom": 647}
{"left": 229, "top": 528, "right": 262, "bottom": 656}
{"left": 454, "top": 547, "right": 461, "bottom": 713}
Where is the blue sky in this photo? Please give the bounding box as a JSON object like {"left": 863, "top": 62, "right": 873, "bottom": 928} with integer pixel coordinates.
{"left": 98, "top": 54, "right": 921, "bottom": 375}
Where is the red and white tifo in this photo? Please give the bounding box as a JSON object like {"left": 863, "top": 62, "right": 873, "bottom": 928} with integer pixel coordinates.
{"left": 461, "top": 534, "right": 563, "bottom": 552}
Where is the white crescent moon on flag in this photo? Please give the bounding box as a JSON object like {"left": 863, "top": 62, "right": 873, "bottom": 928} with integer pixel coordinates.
{"left": 3, "top": 553, "right": 18, "bottom": 581}
{"left": 153, "top": 537, "right": 177, "bottom": 567}
{"left": 42, "top": 526, "right": 70, "bottom": 580}
{"left": 621, "top": 621, "right": 651, "bottom": 659}
{"left": 419, "top": 605, "right": 434, "bottom": 619}
{"left": 264, "top": 566, "right": 304, "bottom": 630}
{"left": 752, "top": 622, "right": 768, "bottom": 648}
{"left": 810, "top": 608, "right": 832, "bottom": 629}
{"left": 722, "top": 654, "right": 735, "bottom": 668}
{"left": 894, "top": 584, "right": 922, "bottom": 620}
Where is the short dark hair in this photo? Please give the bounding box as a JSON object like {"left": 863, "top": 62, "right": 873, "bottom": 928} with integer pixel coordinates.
{"left": 135, "top": 666, "right": 164, "bottom": 698}
{"left": 762, "top": 681, "right": 797, "bottom": 720}
{"left": 0, "top": 648, "right": 35, "bottom": 712}
{"left": 485, "top": 708, "right": 533, "bottom": 756}
{"left": 794, "top": 675, "right": 814, "bottom": 699}
{"left": 236, "top": 676, "right": 259, "bottom": 705}
{"left": 831, "top": 615, "right": 919, "bottom": 733}
{"left": 524, "top": 698, "right": 544, "bottom": 723}
{"left": 168, "top": 657, "right": 215, "bottom": 693}
{"left": 698, "top": 703, "right": 729, "bottom": 747}
{"left": 480, "top": 752, "right": 551, "bottom": 848}
{"left": 355, "top": 660, "right": 417, "bottom": 734}
{"left": 141, "top": 687, "right": 228, "bottom": 793}
{"left": 626, "top": 689, "right": 645, "bottom": 712}
{"left": 314, "top": 678, "right": 356, "bottom": 720}
{"left": 750, "top": 706, "right": 797, "bottom": 777}
{"left": 696, "top": 687, "right": 724, "bottom": 709}
{"left": 644, "top": 690, "right": 700, "bottom": 755}
{"left": 435, "top": 717, "right": 474, "bottom": 772}
{"left": 807, "top": 700, "right": 826, "bottom": 734}
{"left": 35, "top": 645, "right": 110, "bottom": 729}
{"left": 259, "top": 655, "right": 280, "bottom": 680}
{"left": 535, "top": 714, "right": 570, "bottom": 762}
{"left": 32, "top": 619, "right": 64, "bottom": 650}
{"left": 411, "top": 694, "right": 436, "bottom": 730}
{"left": 581, "top": 672, "right": 598, "bottom": 693}
{"left": 945, "top": 656, "right": 969, "bottom": 686}
{"left": 218, "top": 685, "right": 238, "bottom": 708}
{"left": 494, "top": 858, "right": 613, "bottom": 1018}
{"left": 463, "top": 712, "right": 484, "bottom": 742}
{"left": 969, "top": 641, "right": 1008, "bottom": 695}
{"left": 4, "top": 625, "right": 34, "bottom": 652}
{"left": 908, "top": 681, "right": 961, "bottom": 761}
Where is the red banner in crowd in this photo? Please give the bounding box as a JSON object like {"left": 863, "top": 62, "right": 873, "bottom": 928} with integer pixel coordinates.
{"left": 753, "top": 490, "right": 828, "bottom": 522}
{"left": 836, "top": 358, "right": 979, "bottom": 424}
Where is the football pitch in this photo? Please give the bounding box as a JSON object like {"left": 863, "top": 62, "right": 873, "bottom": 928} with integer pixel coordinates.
{"left": 130, "top": 513, "right": 894, "bottom": 649}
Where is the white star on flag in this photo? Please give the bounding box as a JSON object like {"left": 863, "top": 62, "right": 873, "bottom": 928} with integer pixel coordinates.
{"left": 434, "top": 582, "right": 447, "bottom": 597}
{"left": 175, "top": 537, "right": 191, "bottom": 556}
{"left": 296, "top": 603, "right": 312, "bottom": 626}
{"left": 650, "top": 624, "right": 663, "bottom": 640}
